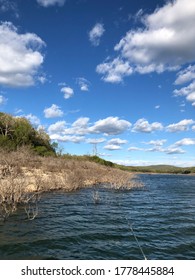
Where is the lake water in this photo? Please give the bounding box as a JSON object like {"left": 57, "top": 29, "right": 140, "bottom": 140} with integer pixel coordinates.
{"left": 0, "top": 174, "right": 195, "bottom": 260}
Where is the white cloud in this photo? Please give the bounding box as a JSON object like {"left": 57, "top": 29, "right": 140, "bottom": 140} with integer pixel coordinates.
{"left": 104, "top": 144, "right": 122, "bottom": 150}
{"left": 174, "top": 80, "right": 195, "bottom": 96}
{"left": 117, "top": 0, "right": 195, "bottom": 68}
{"left": 86, "top": 138, "right": 106, "bottom": 144}
{"left": 128, "top": 141, "right": 185, "bottom": 154}
{"left": 37, "top": 0, "right": 65, "bottom": 7}
{"left": 148, "top": 144, "right": 185, "bottom": 154}
{"left": 192, "top": 125, "right": 195, "bottom": 131}
{"left": 77, "top": 77, "right": 90, "bottom": 91}
{"left": 174, "top": 78, "right": 195, "bottom": 107}
{"left": 72, "top": 117, "right": 89, "bottom": 128}
{"left": 132, "top": 118, "right": 163, "bottom": 133}
{"left": 166, "top": 119, "right": 194, "bottom": 132}
{"left": 90, "top": 116, "right": 131, "bottom": 135}
{"left": 128, "top": 146, "right": 143, "bottom": 151}
{"left": 174, "top": 65, "right": 195, "bottom": 85}
{"left": 97, "top": 0, "right": 195, "bottom": 82}
{"left": 25, "top": 114, "right": 40, "bottom": 127}
{"left": 107, "top": 138, "right": 128, "bottom": 145}
{"left": 44, "top": 104, "right": 63, "bottom": 118}
{"left": 96, "top": 57, "right": 133, "bottom": 83}
{"left": 61, "top": 86, "right": 74, "bottom": 99}
{"left": 0, "top": 22, "right": 45, "bottom": 87}
{"left": 48, "top": 117, "right": 90, "bottom": 137}
{"left": 48, "top": 121, "right": 66, "bottom": 134}
{"left": 146, "top": 147, "right": 164, "bottom": 152}
{"left": 89, "top": 23, "right": 105, "bottom": 46}
{"left": 174, "top": 64, "right": 195, "bottom": 107}
{"left": 65, "top": 117, "right": 90, "bottom": 135}
{"left": 50, "top": 117, "right": 89, "bottom": 136}
{"left": 50, "top": 134, "right": 84, "bottom": 143}
{"left": 104, "top": 138, "right": 128, "bottom": 151}
{"left": 0, "top": 95, "right": 7, "bottom": 105}
{"left": 155, "top": 105, "right": 160, "bottom": 109}
{"left": 186, "top": 92, "right": 195, "bottom": 104}
{"left": 164, "top": 147, "right": 185, "bottom": 154}
{"left": 47, "top": 116, "right": 131, "bottom": 144}
{"left": 144, "top": 139, "right": 167, "bottom": 146}
{"left": 174, "top": 138, "right": 195, "bottom": 146}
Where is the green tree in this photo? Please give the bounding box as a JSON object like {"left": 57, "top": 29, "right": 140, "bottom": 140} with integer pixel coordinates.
{"left": 0, "top": 112, "right": 56, "bottom": 156}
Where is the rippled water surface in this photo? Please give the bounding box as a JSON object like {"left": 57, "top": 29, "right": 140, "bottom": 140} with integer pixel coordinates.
{"left": 0, "top": 174, "right": 195, "bottom": 259}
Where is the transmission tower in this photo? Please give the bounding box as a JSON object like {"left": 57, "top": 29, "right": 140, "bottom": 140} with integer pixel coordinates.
{"left": 92, "top": 143, "right": 97, "bottom": 156}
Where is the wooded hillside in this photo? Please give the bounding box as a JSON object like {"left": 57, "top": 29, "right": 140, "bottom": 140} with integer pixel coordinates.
{"left": 0, "top": 112, "right": 55, "bottom": 156}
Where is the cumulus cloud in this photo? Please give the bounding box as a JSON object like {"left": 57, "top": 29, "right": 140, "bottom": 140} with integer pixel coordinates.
{"left": 25, "top": 114, "right": 41, "bottom": 127}
{"left": 89, "top": 23, "right": 105, "bottom": 46}
{"left": 132, "top": 118, "right": 163, "bottom": 133}
{"left": 50, "top": 134, "right": 85, "bottom": 143}
{"left": 186, "top": 92, "right": 195, "bottom": 106}
{"left": 37, "top": 0, "right": 65, "bottom": 7}
{"left": 0, "top": 22, "right": 45, "bottom": 87}
{"left": 116, "top": 0, "right": 195, "bottom": 69}
{"left": 72, "top": 117, "right": 89, "bottom": 128}
{"left": 90, "top": 116, "right": 131, "bottom": 135}
{"left": 44, "top": 104, "right": 63, "bottom": 118}
{"left": 166, "top": 119, "right": 194, "bottom": 132}
{"left": 66, "top": 117, "right": 90, "bottom": 135}
{"left": 164, "top": 147, "right": 185, "bottom": 154}
{"left": 48, "top": 121, "right": 66, "bottom": 134}
{"left": 104, "top": 138, "right": 127, "bottom": 151}
{"left": 146, "top": 147, "right": 164, "bottom": 152}
{"left": 173, "top": 79, "right": 195, "bottom": 106}
{"left": 61, "top": 86, "right": 74, "bottom": 99}
{"left": 174, "top": 65, "right": 195, "bottom": 106}
{"left": 86, "top": 138, "right": 106, "bottom": 144}
{"left": 104, "top": 144, "right": 122, "bottom": 150}
{"left": 107, "top": 138, "right": 128, "bottom": 145}
{"left": 174, "top": 80, "right": 195, "bottom": 96}
{"left": 128, "top": 147, "right": 143, "bottom": 151}
{"left": 77, "top": 77, "right": 90, "bottom": 91}
{"left": 127, "top": 141, "right": 185, "bottom": 154}
{"left": 174, "top": 65, "right": 195, "bottom": 85}
{"left": 47, "top": 116, "right": 131, "bottom": 145}
{"left": 62, "top": 117, "right": 131, "bottom": 136}
{"left": 144, "top": 139, "right": 167, "bottom": 146}
{"left": 97, "top": 0, "right": 195, "bottom": 82}
{"left": 174, "top": 138, "right": 195, "bottom": 146}
{"left": 147, "top": 144, "right": 185, "bottom": 154}
{"left": 96, "top": 57, "right": 133, "bottom": 83}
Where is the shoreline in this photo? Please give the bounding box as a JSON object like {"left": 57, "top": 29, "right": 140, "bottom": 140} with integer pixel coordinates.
{"left": 133, "top": 171, "right": 195, "bottom": 176}
{"left": 0, "top": 150, "right": 141, "bottom": 220}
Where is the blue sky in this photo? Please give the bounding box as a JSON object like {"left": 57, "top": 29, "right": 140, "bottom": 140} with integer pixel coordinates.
{"left": 0, "top": 0, "right": 195, "bottom": 166}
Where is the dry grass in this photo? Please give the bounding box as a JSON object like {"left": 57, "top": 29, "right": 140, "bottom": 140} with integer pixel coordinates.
{"left": 0, "top": 147, "right": 142, "bottom": 219}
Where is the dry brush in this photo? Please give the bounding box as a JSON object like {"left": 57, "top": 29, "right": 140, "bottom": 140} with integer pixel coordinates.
{"left": 0, "top": 148, "right": 142, "bottom": 220}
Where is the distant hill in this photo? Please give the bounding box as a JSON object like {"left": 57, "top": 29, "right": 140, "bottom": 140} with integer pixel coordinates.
{"left": 116, "top": 164, "right": 195, "bottom": 174}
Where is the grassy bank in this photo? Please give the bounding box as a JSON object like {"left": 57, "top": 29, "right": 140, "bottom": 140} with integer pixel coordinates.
{"left": 0, "top": 148, "right": 140, "bottom": 221}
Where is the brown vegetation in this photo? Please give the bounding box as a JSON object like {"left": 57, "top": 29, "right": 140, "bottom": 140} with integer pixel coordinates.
{"left": 0, "top": 148, "right": 141, "bottom": 220}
